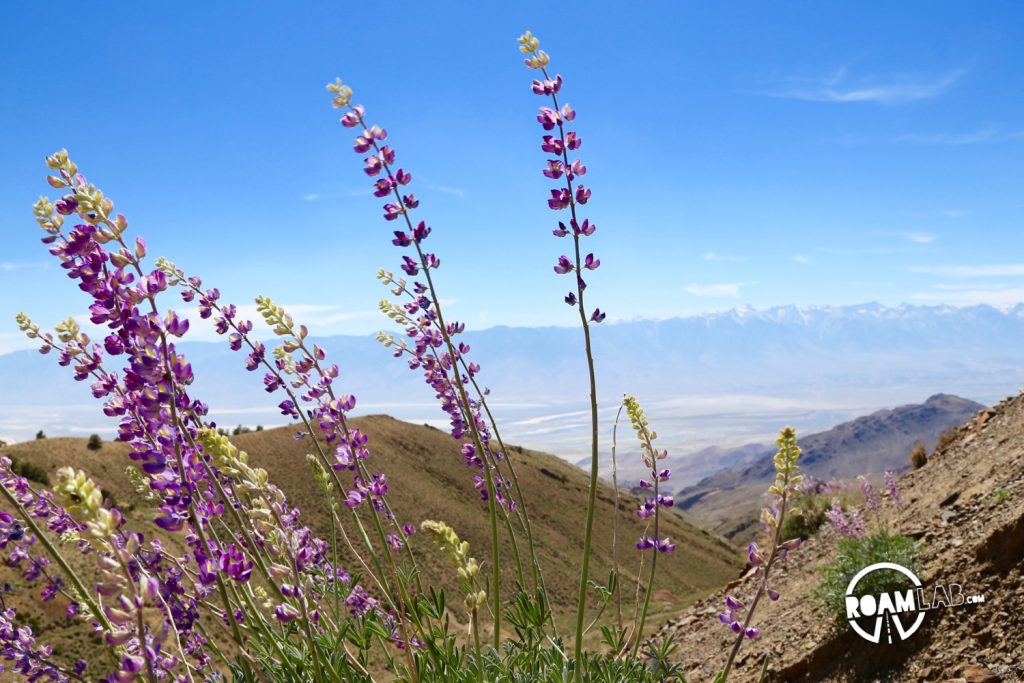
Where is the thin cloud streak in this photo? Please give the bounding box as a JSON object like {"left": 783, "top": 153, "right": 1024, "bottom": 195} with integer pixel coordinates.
{"left": 900, "top": 128, "right": 1024, "bottom": 145}
{"left": 685, "top": 283, "right": 742, "bottom": 298}
{"left": 424, "top": 185, "right": 466, "bottom": 197}
{"left": 819, "top": 247, "right": 899, "bottom": 257}
{"left": 911, "top": 264, "right": 1024, "bottom": 278}
{"left": 0, "top": 262, "right": 47, "bottom": 272}
{"left": 703, "top": 251, "right": 748, "bottom": 263}
{"left": 763, "top": 68, "right": 964, "bottom": 105}
{"left": 910, "top": 288, "right": 1024, "bottom": 306}
{"left": 901, "top": 232, "right": 935, "bottom": 244}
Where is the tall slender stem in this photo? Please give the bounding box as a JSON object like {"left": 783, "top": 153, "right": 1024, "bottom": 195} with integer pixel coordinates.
{"left": 535, "top": 64, "right": 603, "bottom": 667}
{"left": 611, "top": 402, "right": 624, "bottom": 633}
{"left": 349, "top": 105, "right": 506, "bottom": 648}
{"left": 631, "top": 431, "right": 660, "bottom": 658}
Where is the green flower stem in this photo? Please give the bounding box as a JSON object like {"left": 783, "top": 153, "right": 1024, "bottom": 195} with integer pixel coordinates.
{"left": 536, "top": 66, "right": 603, "bottom": 670}
{"left": 458, "top": 359, "right": 556, "bottom": 628}
{"left": 611, "top": 402, "right": 625, "bottom": 633}
{"left": 413, "top": 246, "right": 503, "bottom": 649}
{"left": 631, "top": 430, "right": 660, "bottom": 658}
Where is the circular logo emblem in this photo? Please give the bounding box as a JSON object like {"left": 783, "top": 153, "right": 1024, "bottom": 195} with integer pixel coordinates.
{"left": 845, "top": 562, "right": 925, "bottom": 643}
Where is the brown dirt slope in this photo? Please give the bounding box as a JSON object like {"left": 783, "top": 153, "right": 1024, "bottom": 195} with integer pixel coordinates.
{"left": 0, "top": 415, "right": 741, "bottom": 665}
{"left": 660, "top": 393, "right": 1024, "bottom": 682}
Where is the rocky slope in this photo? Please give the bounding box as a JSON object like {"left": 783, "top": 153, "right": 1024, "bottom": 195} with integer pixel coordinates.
{"left": 678, "top": 394, "right": 983, "bottom": 542}
{"left": 660, "top": 392, "right": 1024, "bottom": 682}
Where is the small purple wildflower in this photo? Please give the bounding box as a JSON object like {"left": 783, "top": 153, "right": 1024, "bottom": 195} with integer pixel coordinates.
{"left": 884, "top": 470, "right": 902, "bottom": 509}
{"left": 859, "top": 476, "right": 880, "bottom": 512}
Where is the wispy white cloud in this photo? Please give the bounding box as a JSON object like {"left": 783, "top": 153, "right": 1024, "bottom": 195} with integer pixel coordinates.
{"left": 302, "top": 193, "right": 323, "bottom": 201}
{"left": 424, "top": 185, "right": 466, "bottom": 198}
{"left": 900, "top": 128, "right": 1024, "bottom": 145}
{"left": 0, "top": 262, "right": 47, "bottom": 272}
{"left": 900, "top": 209, "right": 970, "bottom": 218}
{"left": 819, "top": 246, "right": 899, "bottom": 257}
{"left": 900, "top": 232, "right": 935, "bottom": 244}
{"left": 791, "top": 255, "right": 811, "bottom": 264}
{"left": 703, "top": 251, "right": 748, "bottom": 263}
{"left": 910, "top": 287, "right": 1024, "bottom": 306}
{"left": 764, "top": 67, "right": 964, "bottom": 105}
{"left": 911, "top": 264, "right": 1024, "bottom": 278}
{"left": 0, "top": 332, "right": 38, "bottom": 355}
{"left": 684, "top": 283, "right": 743, "bottom": 298}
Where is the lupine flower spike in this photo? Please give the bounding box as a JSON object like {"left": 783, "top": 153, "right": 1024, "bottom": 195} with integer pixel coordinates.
{"left": 519, "top": 29, "right": 606, "bottom": 665}
{"left": 719, "top": 427, "right": 803, "bottom": 681}
{"left": 622, "top": 395, "right": 675, "bottom": 658}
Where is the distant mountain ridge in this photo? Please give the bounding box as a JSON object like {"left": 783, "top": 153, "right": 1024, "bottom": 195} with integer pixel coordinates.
{"left": 1, "top": 303, "right": 1021, "bottom": 458}
{"left": 684, "top": 393, "right": 984, "bottom": 492}
{"left": 675, "top": 393, "right": 984, "bottom": 540}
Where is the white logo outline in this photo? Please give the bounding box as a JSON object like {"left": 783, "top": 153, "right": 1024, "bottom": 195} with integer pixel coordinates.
{"left": 845, "top": 562, "right": 926, "bottom": 644}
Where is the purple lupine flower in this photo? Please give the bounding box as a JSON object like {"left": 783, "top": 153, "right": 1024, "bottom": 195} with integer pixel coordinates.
{"left": 635, "top": 536, "right": 656, "bottom": 551}
{"left": 326, "top": 88, "right": 520, "bottom": 513}
{"left": 718, "top": 595, "right": 744, "bottom": 634}
{"left": 554, "top": 255, "right": 574, "bottom": 274}
{"left": 30, "top": 155, "right": 368, "bottom": 677}
{"left": 846, "top": 509, "right": 868, "bottom": 539}
{"left": 825, "top": 499, "right": 850, "bottom": 534}
{"left": 884, "top": 470, "right": 901, "bottom": 509}
{"left": 859, "top": 476, "right": 880, "bottom": 512}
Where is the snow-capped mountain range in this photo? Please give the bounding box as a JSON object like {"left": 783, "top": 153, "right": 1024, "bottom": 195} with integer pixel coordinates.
{"left": 3, "top": 302, "right": 1023, "bottom": 470}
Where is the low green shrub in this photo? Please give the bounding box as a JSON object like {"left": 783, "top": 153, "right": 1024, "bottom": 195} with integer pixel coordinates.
{"left": 10, "top": 457, "right": 50, "bottom": 486}
{"left": 812, "top": 528, "right": 920, "bottom": 629}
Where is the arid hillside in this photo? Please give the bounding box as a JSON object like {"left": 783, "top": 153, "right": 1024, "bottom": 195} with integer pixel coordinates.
{"left": 678, "top": 394, "right": 982, "bottom": 544}
{"left": 660, "top": 393, "right": 1024, "bottom": 682}
{"left": 0, "top": 415, "right": 742, "bottom": 667}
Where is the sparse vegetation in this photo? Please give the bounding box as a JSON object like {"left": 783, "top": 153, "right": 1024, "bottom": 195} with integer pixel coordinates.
{"left": 8, "top": 456, "right": 50, "bottom": 486}
{"left": 87, "top": 433, "right": 102, "bottom": 450}
{"left": 909, "top": 443, "right": 928, "bottom": 469}
{"left": 987, "top": 488, "right": 1011, "bottom": 505}
{"left": 935, "top": 426, "right": 960, "bottom": 453}
{"left": 34, "top": 430, "right": 45, "bottom": 440}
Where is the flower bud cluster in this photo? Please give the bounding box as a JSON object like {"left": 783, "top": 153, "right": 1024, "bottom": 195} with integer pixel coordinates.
{"left": 623, "top": 396, "right": 676, "bottom": 554}
{"left": 420, "top": 520, "right": 486, "bottom": 614}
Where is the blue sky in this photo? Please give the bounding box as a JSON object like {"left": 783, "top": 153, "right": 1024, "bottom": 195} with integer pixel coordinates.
{"left": 1, "top": 2, "right": 1022, "bottom": 353}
